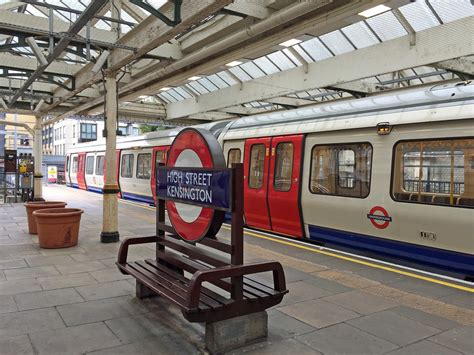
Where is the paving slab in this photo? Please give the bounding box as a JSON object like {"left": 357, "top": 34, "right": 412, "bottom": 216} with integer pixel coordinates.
{"left": 267, "top": 309, "right": 316, "bottom": 341}
{"left": 24, "top": 254, "right": 75, "bottom": 267}
{"left": 322, "top": 289, "right": 398, "bottom": 315}
{"left": 0, "top": 335, "right": 35, "bottom": 355}
{"left": 89, "top": 268, "right": 132, "bottom": 283}
{"left": 0, "top": 259, "right": 28, "bottom": 270}
{"left": 37, "top": 272, "right": 98, "bottom": 290}
{"left": 429, "top": 326, "right": 474, "bottom": 354}
{"left": 302, "top": 274, "right": 354, "bottom": 294}
{"left": 231, "top": 337, "right": 320, "bottom": 355}
{"left": 278, "top": 280, "right": 333, "bottom": 306}
{"left": 0, "top": 307, "right": 65, "bottom": 340}
{"left": 391, "top": 306, "right": 461, "bottom": 331}
{"left": 29, "top": 322, "right": 121, "bottom": 355}
{"left": 386, "top": 340, "right": 462, "bottom": 355}
{"left": 347, "top": 310, "right": 441, "bottom": 346}
{"left": 278, "top": 298, "right": 360, "bottom": 329}
{"left": 14, "top": 288, "right": 84, "bottom": 311}
{"left": 297, "top": 323, "right": 399, "bottom": 354}
{"left": 0, "top": 279, "right": 42, "bottom": 296}
{"left": 75, "top": 280, "right": 133, "bottom": 301}
{"left": 55, "top": 260, "right": 107, "bottom": 274}
{"left": 3, "top": 265, "right": 60, "bottom": 280}
{"left": 0, "top": 294, "right": 18, "bottom": 314}
{"left": 56, "top": 295, "right": 148, "bottom": 326}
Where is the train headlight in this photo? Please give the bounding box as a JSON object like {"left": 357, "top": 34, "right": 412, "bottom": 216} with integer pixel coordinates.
{"left": 377, "top": 122, "right": 392, "bottom": 135}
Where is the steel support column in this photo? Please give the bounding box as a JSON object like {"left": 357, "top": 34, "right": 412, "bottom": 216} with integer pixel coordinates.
{"left": 100, "top": 72, "right": 119, "bottom": 243}
{"left": 33, "top": 116, "right": 44, "bottom": 201}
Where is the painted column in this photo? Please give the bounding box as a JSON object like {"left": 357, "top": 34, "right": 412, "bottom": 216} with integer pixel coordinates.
{"left": 33, "top": 115, "right": 44, "bottom": 201}
{"left": 100, "top": 72, "right": 120, "bottom": 243}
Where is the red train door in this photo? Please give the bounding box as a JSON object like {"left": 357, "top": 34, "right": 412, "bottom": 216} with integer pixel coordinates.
{"left": 115, "top": 150, "right": 121, "bottom": 197}
{"left": 244, "top": 137, "right": 272, "bottom": 230}
{"left": 77, "top": 152, "right": 87, "bottom": 190}
{"left": 151, "top": 146, "right": 169, "bottom": 204}
{"left": 268, "top": 135, "right": 304, "bottom": 237}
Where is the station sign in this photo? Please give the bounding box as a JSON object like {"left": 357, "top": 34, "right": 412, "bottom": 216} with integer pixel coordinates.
{"left": 157, "top": 128, "right": 227, "bottom": 243}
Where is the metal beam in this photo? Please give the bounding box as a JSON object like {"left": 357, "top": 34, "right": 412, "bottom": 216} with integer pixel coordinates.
{"left": 432, "top": 58, "right": 474, "bottom": 80}
{"left": 165, "top": 16, "right": 474, "bottom": 119}
{"left": 7, "top": 0, "right": 108, "bottom": 107}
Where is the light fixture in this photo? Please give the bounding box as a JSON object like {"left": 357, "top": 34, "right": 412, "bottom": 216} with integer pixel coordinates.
{"left": 279, "top": 38, "right": 302, "bottom": 47}
{"left": 187, "top": 76, "right": 202, "bottom": 81}
{"left": 358, "top": 4, "right": 391, "bottom": 18}
{"left": 226, "top": 60, "right": 243, "bottom": 67}
{"left": 376, "top": 122, "right": 392, "bottom": 135}
{"left": 91, "top": 50, "right": 110, "bottom": 74}
{"left": 138, "top": 95, "right": 148, "bottom": 99}
{"left": 159, "top": 87, "right": 171, "bottom": 91}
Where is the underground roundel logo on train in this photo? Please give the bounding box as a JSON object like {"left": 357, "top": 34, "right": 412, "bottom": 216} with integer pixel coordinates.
{"left": 367, "top": 206, "right": 392, "bottom": 229}
{"left": 160, "top": 128, "right": 226, "bottom": 243}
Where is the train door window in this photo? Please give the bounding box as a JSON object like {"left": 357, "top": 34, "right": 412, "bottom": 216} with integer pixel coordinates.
{"left": 121, "top": 154, "right": 134, "bottom": 178}
{"left": 72, "top": 157, "right": 78, "bottom": 173}
{"left": 137, "top": 153, "right": 151, "bottom": 179}
{"left": 310, "top": 143, "right": 372, "bottom": 198}
{"left": 338, "top": 149, "right": 355, "bottom": 188}
{"left": 85, "top": 156, "right": 94, "bottom": 175}
{"left": 66, "top": 156, "right": 69, "bottom": 172}
{"left": 96, "top": 156, "right": 104, "bottom": 176}
{"left": 227, "top": 149, "right": 241, "bottom": 168}
{"left": 155, "top": 150, "right": 165, "bottom": 165}
{"left": 274, "top": 143, "right": 293, "bottom": 192}
{"left": 249, "top": 144, "right": 266, "bottom": 189}
{"left": 392, "top": 138, "right": 473, "bottom": 208}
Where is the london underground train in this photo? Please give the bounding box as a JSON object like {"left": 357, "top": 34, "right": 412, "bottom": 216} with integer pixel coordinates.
{"left": 66, "top": 82, "right": 474, "bottom": 279}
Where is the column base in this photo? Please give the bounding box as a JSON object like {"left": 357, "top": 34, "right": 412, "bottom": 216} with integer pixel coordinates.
{"left": 206, "top": 311, "right": 268, "bottom": 354}
{"left": 100, "top": 231, "right": 120, "bottom": 243}
{"left": 33, "top": 197, "right": 45, "bottom": 202}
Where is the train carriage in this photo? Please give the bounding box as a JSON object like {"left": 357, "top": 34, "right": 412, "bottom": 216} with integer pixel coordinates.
{"left": 66, "top": 82, "right": 474, "bottom": 279}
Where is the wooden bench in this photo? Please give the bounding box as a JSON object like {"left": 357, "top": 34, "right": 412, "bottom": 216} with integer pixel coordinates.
{"left": 117, "top": 164, "right": 288, "bottom": 323}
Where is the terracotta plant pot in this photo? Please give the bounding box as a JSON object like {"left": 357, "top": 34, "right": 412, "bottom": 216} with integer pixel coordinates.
{"left": 24, "top": 201, "right": 67, "bottom": 235}
{"left": 33, "top": 208, "right": 84, "bottom": 248}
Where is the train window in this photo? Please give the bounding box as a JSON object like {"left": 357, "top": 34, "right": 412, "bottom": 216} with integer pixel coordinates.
{"left": 392, "top": 138, "right": 473, "bottom": 208}
{"left": 274, "top": 143, "right": 293, "bottom": 192}
{"left": 310, "top": 143, "right": 372, "bottom": 198}
{"left": 137, "top": 153, "right": 151, "bottom": 180}
{"left": 121, "top": 154, "right": 134, "bottom": 178}
{"left": 155, "top": 150, "right": 165, "bottom": 165}
{"left": 227, "top": 149, "right": 241, "bottom": 168}
{"left": 249, "top": 144, "right": 266, "bottom": 189}
{"left": 85, "top": 156, "right": 94, "bottom": 175}
{"left": 72, "top": 157, "right": 78, "bottom": 173}
{"left": 96, "top": 156, "right": 104, "bottom": 176}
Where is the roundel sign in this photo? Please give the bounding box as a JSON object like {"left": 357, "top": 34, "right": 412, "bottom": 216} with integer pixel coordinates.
{"left": 367, "top": 206, "right": 392, "bottom": 229}
{"left": 158, "top": 128, "right": 227, "bottom": 243}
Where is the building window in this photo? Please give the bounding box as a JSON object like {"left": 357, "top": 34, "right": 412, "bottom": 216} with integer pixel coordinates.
{"left": 118, "top": 126, "right": 128, "bottom": 136}
{"left": 72, "top": 157, "right": 78, "bottom": 173}
{"left": 137, "top": 153, "right": 151, "bottom": 179}
{"left": 274, "top": 143, "right": 293, "bottom": 192}
{"left": 248, "top": 144, "right": 266, "bottom": 189}
{"left": 96, "top": 156, "right": 104, "bottom": 176}
{"left": 79, "top": 123, "right": 97, "bottom": 142}
{"left": 85, "top": 156, "right": 94, "bottom": 175}
{"left": 121, "top": 154, "right": 134, "bottom": 178}
{"left": 310, "top": 143, "right": 372, "bottom": 198}
{"left": 392, "top": 138, "right": 473, "bottom": 208}
{"left": 227, "top": 149, "right": 241, "bottom": 168}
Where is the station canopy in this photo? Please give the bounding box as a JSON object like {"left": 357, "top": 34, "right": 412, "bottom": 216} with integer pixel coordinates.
{"left": 0, "top": 0, "right": 472, "bottom": 126}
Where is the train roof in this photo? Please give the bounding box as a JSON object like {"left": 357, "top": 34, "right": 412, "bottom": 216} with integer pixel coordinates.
{"left": 221, "top": 81, "right": 474, "bottom": 140}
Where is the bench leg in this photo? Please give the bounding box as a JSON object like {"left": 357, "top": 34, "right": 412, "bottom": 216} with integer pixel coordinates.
{"left": 205, "top": 311, "right": 268, "bottom": 354}
{"left": 135, "top": 281, "right": 157, "bottom": 299}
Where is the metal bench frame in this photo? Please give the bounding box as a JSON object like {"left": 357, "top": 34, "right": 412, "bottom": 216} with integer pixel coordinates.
{"left": 117, "top": 164, "right": 288, "bottom": 323}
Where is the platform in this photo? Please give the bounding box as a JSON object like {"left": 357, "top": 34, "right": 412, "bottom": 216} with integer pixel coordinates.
{"left": 0, "top": 185, "right": 472, "bottom": 354}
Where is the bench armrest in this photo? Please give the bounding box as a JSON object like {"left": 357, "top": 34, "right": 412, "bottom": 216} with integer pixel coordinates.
{"left": 187, "top": 262, "right": 286, "bottom": 308}
{"left": 117, "top": 236, "right": 159, "bottom": 265}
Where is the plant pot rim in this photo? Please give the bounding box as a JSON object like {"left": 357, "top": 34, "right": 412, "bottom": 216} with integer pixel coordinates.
{"left": 33, "top": 208, "right": 83, "bottom": 218}
{"left": 25, "top": 201, "right": 67, "bottom": 207}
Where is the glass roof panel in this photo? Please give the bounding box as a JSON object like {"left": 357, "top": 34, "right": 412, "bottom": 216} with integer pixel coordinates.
{"left": 252, "top": 56, "right": 280, "bottom": 75}
{"left": 282, "top": 48, "right": 302, "bottom": 66}
{"left": 299, "top": 37, "right": 333, "bottom": 61}
{"left": 228, "top": 67, "right": 253, "bottom": 81}
{"left": 266, "top": 50, "right": 296, "bottom": 70}
{"left": 429, "top": 0, "right": 474, "bottom": 23}
{"left": 197, "top": 77, "right": 219, "bottom": 92}
{"left": 292, "top": 45, "right": 314, "bottom": 63}
{"left": 341, "top": 22, "right": 379, "bottom": 48}
{"left": 240, "top": 61, "right": 266, "bottom": 78}
{"left": 159, "top": 91, "right": 177, "bottom": 103}
{"left": 206, "top": 74, "right": 229, "bottom": 89}
{"left": 366, "top": 11, "right": 407, "bottom": 41}
{"left": 187, "top": 81, "right": 209, "bottom": 95}
{"left": 184, "top": 84, "right": 201, "bottom": 96}
{"left": 319, "top": 30, "right": 354, "bottom": 55}
{"left": 399, "top": 1, "right": 439, "bottom": 31}
{"left": 215, "top": 70, "right": 238, "bottom": 85}
{"left": 25, "top": 6, "right": 48, "bottom": 18}
{"left": 173, "top": 87, "right": 193, "bottom": 99}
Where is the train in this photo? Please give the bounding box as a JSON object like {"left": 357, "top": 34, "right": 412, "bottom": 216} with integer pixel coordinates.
{"left": 66, "top": 82, "right": 474, "bottom": 280}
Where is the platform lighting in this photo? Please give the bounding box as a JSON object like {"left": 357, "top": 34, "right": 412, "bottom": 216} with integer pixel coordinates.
{"left": 377, "top": 122, "right": 392, "bottom": 135}
{"left": 159, "top": 87, "right": 171, "bottom": 91}
{"left": 187, "top": 76, "right": 202, "bottom": 81}
{"left": 358, "top": 4, "right": 391, "bottom": 18}
{"left": 279, "top": 38, "right": 302, "bottom": 47}
{"left": 226, "top": 61, "right": 243, "bottom": 67}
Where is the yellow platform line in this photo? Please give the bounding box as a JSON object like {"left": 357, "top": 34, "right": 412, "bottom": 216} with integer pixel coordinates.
{"left": 118, "top": 199, "right": 474, "bottom": 293}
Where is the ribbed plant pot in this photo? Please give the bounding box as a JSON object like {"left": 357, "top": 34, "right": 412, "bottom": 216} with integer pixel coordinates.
{"left": 33, "top": 208, "right": 84, "bottom": 248}
{"left": 24, "top": 201, "right": 67, "bottom": 235}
